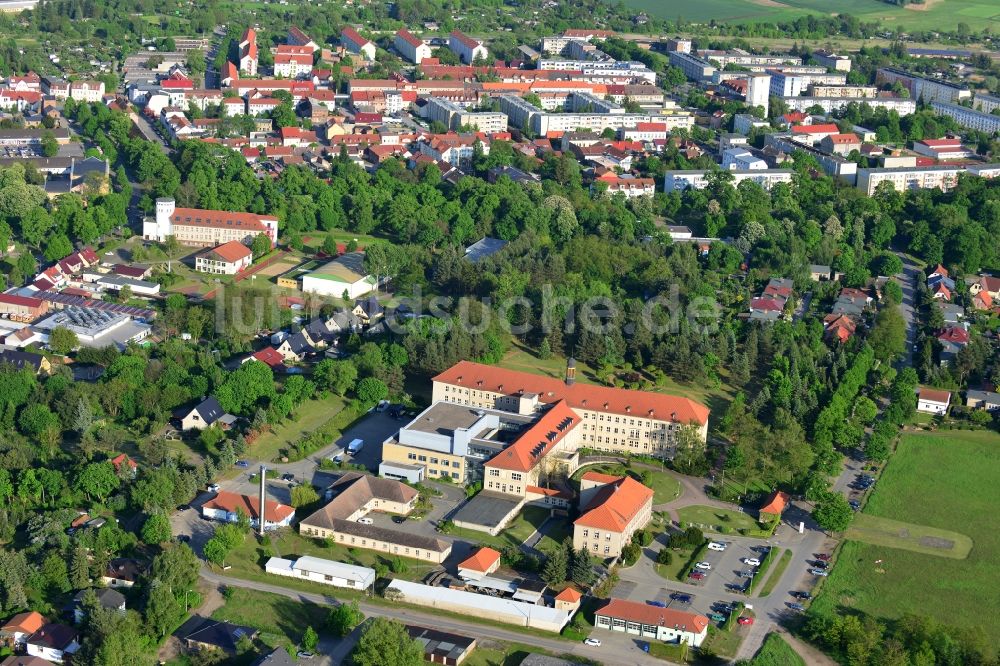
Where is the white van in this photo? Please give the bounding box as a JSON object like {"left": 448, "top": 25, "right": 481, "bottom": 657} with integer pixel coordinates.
{"left": 347, "top": 438, "right": 364, "bottom": 454}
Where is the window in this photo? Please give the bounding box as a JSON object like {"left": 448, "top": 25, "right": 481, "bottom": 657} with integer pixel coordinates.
{"left": 488, "top": 469, "right": 500, "bottom": 477}
{"left": 300, "top": 570, "right": 308, "bottom": 576}
{"left": 418, "top": 455, "right": 427, "bottom": 462}
{"left": 324, "top": 575, "right": 333, "bottom": 581}
{"left": 604, "top": 546, "right": 610, "bottom": 554}
{"left": 407, "top": 453, "right": 416, "bottom": 460}
{"left": 451, "top": 472, "right": 459, "bottom": 479}
{"left": 582, "top": 529, "right": 588, "bottom": 537}
{"left": 511, "top": 472, "right": 522, "bottom": 482}
{"left": 452, "top": 461, "right": 461, "bottom": 468}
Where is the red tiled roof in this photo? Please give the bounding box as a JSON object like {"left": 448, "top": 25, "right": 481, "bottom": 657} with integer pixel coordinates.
{"left": 252, "top": 347, "right": 285, "bottom": 368}
{"left": 634, "top": 122, "right": 667, "bottom": 132}
{"left": 341, "top": 26, "right": 371, "bottom": 47}
{"left": 171, "top": 207, "right": 275, "bottom": 233}
{"left": 0, "top": 293, "right": 44, "bottom": 308}
{"left": 919, "top": 138, "right": 960, "bottom": 147}
{"left": 555, "top": 587, "right": 582, "bottom": 602}
{"left": 759, "top": 490, "right": 790, "bottom": 515}
{"left": 450, "top": 30, "right": 481, "bottom": 50}
{"left": 1, "top": 611, "right": 46, "bottom": 635}
{"left": 487, "top": 400, "right": 580, "bottom": 472}
{"left": 825, "top": 133, "right": 860, "bottom": 144}
{"left": 525, "top": 485, "right": 572, "bottom": 499}
{"left": 791, "top": 123, "right": 839, "bottom": 134}
{"left": 597, "top": 598, "right": 709, "bottom": 634}
{"left": 581, "top": 471, "right": 622, "bottom": 485}
{"left": 435, "top": 361, "right": 709, "bottom": 427}
{"left": 574, "top": 475, "right": 653, "bottom": 532}
{"left": 937, "top": 326, "right": 969, "bottom": 344}
{"left": 919, "top": 387, "right": 951, "bottom": 404}
{"left": 396, "top": 28, "right": 422, "bottom": 48}
{"left": 111, "top": 453, "right": 137, "bottom": 470}
{"left": 458, "top": 546, "right": 501, "bottom": 573}
{"left": 203, "top": 491, "right": 294, "bottom": 523}
{"left": 204, "top": 240, "right": 252, "bottom": 263}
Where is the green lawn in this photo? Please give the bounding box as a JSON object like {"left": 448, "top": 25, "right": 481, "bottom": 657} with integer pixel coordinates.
{"left": 846, "top": 513, "right": 972, "bottom": 559}
{"left": 676, "top": 505, "right": 760, "bottom": 534}
{"left": 223, "top": 526, "right": 436, "bottom": 588}
{"left": 745, "top": 633, "right": 805, "bottom": 666}
{"left": 212, "top": 587, "right": 329, "bottom": 650}
{"left": 700, "top": 624, "right": 744, "bottom": 661}
{"left": 622, "top": 0, "right": 1000, "bottom": 31}
{"left": 757, "top": 549, "right": 792, "bottom": 597}
{"left": 571, "top": 464, "right": 681, "bottom": 505}
{"left": 445, "top": 506, "right": 571, "bottom": 554}
{"left": 250, "top": 393, "right": 346, "bottom": 462}
{"left": 811, "top": 430, "right": 1000, "bottom": 646}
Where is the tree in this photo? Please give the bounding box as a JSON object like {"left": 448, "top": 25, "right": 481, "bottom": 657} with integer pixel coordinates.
{"left": 355, "top": 377, "right": 388, "bottom": 404}
{"left": 141, "top": 512, "right": 172, "bottom": 544}
{"left": 250, "top": 233, "right": 271, "bottom": 258}
{"left": 290, "top": 484, "right": 319, "bottom": 508}
{"left": 351, "top": 617, "right": 423, "bottom": 666}
{"left": 314, "top": 359, "right": 357, "bottom": 395}
{"left": 656, "top": 549, "right": 673, "bottom": 565}
{"left": 41, "top": 551, "right": 71, "bottom": 593}
{"left": 571, "top": 548, "right": 595, "bottom": 586}
{"left": 41, "top": 131, "right": 59, "bottom": 157}
{"left": 49, "top": 326, "right": 79, "bottom": 355}
{"left": 541, "top": 547, "right": 568, "bottom": 585}
{"left": 870, "top": 305, "right": 906, "bottom": 362}
{"left": 327, "top": 601, "right": 364, "bottom": 637}
{"left": 812, "top": 493, "right": 853, "bottom": 532}
{"left": 71, "top": 543, "right": 91, "bottom": 589}
{"left": 301, "top": 626, "right": 319, "bottom": 653}
{"left": 203, "top": 537, "right": 229, "bottom": 567}
{"left": 44, "top": 233, "right": 73, "bottom": 262}
{"left": 75, "top": 461, "right": 120, "bottom": 500}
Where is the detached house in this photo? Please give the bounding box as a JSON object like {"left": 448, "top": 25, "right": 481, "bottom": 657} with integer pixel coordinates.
{"left": 937, "top": 326, "right": 969, "bottom": 364}
{"left": 25, "top": 624, "right": 79, "bottom": 663}
{"left": 179, "top": 396, "right": 232, "bottom": 431}
{"left": 201, "top": 491, "right": 296, "bottom": 530}
{"left": 275, "top": 329, "right": 316, "bottom": 361}
{"left": 1, "top": 612, "right": 46, "bottom": 648}
{"left": 917, "top": 387, "right": 951, "bottom": 415}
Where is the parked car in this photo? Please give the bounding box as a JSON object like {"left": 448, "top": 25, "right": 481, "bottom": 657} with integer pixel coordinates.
{"left": 689, "top": 572, "right": 706, "bottom": 581}
{"left": 791, "top": 591, "right": 812, "bottom": 600}
{"left": 694, "top": 561, "right": 712, "bottom": 570}
{"left": 811, "top": 560, "right": 829, "bottom": 569}
{"left": 391, "top": 516, "right": 406, "bottom": 524}
{"left": 357, "top": 517, "right": 374, "bottom": 525}
{"left": 739, "top": 570, "right": 755, "bottom": 578}
{"left": 207, "top": 484, "right": 220, "bottom": 493}
{"left": 281, "top": 473, "right": 295, "bottom": 482}
{"left": 707, "top": 613, "right": 726, "bottom": 622}
{"left": 814, "top": 553, "right": 831, "bottom": 561}
{"left": 787, "top": 602, "right": 806, "bottom": 611}
{"left": 744, "top": 558, "right": 761, "bottom": 567}
{"left": 584, "top": 638, "right": 602, "bottom": 647}
{"left": 707, "top": 541, "right": 727, "bottom": 551}
{"left": 737, "top": 617, "right": 754, "bottom": 626}
{"left": 646, "top": 600, "right": 666, "bottom": 608}
{"left": 670, "top": 593, "right": 692, "bottom": 604}
{"left": 235, "top": 460, "right": 250, "bottom": 468}
{"left": 376, "top": 400, "right": 391, "bottom": 412}
{"left": 296, "top": 652, "right": 314, "bottom": 659}
{"left": 809, "top": 568, "right": 830, "bottom": 577}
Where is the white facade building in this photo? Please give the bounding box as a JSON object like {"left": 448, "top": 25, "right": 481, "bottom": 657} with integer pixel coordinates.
{"left": 449, "top": 30, "right": 488, "bottom": 64}
{"left": 664, "top": 169, "right": 794, "bottom": 192}
{"left": 394, "top": 29, "right": 432, "bottom": 64}
{"left": 722, "top": 148, "right": 767, "bottom": 171}
{"left": 265, "top": 556, "right": 375, "bottom": 591}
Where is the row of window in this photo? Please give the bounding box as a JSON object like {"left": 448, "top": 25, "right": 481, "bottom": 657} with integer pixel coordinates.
{"left": 405, "top": 452, "right": 461, "bottom": 468}
{"left": 582, "top": 542, "right": 612, "bottom": 554}
{"left": 300, "top": 527, "right": 431, "bottom": 559}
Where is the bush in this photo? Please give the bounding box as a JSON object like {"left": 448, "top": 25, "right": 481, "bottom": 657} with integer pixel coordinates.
{"left": 656, "top": 549, "right": 673, "bottom": 565}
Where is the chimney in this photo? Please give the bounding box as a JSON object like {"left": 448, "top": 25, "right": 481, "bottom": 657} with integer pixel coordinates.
{"left": 565, "top": 357, "right": 576, "bottom": 386}
{"left": 258, "top": 464, "right": 266, "bottom": 537}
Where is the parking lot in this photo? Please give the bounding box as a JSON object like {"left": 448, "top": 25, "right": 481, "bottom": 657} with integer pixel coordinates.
{"left": 690, "top": 539, "right": 773, "bottom": 596}
{"left": 330, "top": 411, "right": 406, "bottom": 472}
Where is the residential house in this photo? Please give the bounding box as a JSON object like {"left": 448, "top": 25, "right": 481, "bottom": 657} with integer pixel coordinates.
{"left": 239, "top": 27, "right": 258, "bottom": 76}
{"left": 831, "top": 287, "right": 872, "bottom": 317}
{"left": 273, "top": 45, "right": 314, "bottom": 78}
{"left": 917, "top": 387, "right": 951, "bottom": 415}
{"left": 750, "top": 277, "right": 793, "bottom": 322}
{"left": 969, "top": 274, "right": 1000, "bottom": 300}
{"left": 201, "top": 491, "right": 296, "bottom": 530}
{"left": 0, "top": 349, "right": 51, "bottom": 375}
{"left": 0, "top": 612, "right": 46, "bottom": 648}
{"left": 449, "top": 31, "right": 488, "bottom": 64}
{"left": 936, "top": 302, "right": 964, "bottom": 326}
{"left": 110, "top": 453, "right": 138, "bottom": 477}
{"left": 0, "top": 656, "right": 51, "bottom": 666}
{"left": 966, "top": 390, "right": 1000, "bottom": 412}
{"left": 352, "top": 296, "right": 384, "bottom": 325}
{"left": 179, "top": 396, "right": 229, "bottom": 431}
{"left": 395, "top": 29, "right": 432, "bottom": 64}
{"left": 819, "top": 133, "right": 861, "bottom": 156}
{"left": 180, "top": 617, "right": 259, "bottom": 653}
{"left": 594, "top": 598, "right": 709, "bottom": 647}
{"left": 72, "top": 588, "right": 125, "bottom": 624}
{"left": 195, "top": 240, "right": 253, "bottom": 275}
{"left": 937, "top": 326, "right": 969, "bottom": 364}
{"left": 823, "top": 314, "right": 857, "bottom": 344}
{"left": 457, "top": 547, "right": 502, "bottom": 580}
{"left": 101, "top": 558, "right": 144, "bottom": 588}
{"left": 275, "top": 329, "right": 316, "bottom": 362}
{"left": 573, "top": 473, "right": 653, "bottom": 559}
{"left": 247, "top": 346, "right": 285, "bottom": 370}
{"left": 287, "top": 26, "right": 319, "bottom": 52}
{"left": 25, "top": 624, "right": 79, "bottom": 663}
{"left": 809, "top": 264, "right": 832, "bottom": 281}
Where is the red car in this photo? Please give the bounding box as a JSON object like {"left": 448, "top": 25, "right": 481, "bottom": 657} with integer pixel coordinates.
{"left": 815, "top": 553, "right": 831, "bottom": 561}
{"left": 689, "top": 572, "right": 706, "bottom": 580}
{"left": 737, "top": 617, "right": 754, "bottom": 626}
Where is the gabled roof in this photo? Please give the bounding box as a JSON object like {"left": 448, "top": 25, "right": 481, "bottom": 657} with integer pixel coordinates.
{"left": 189, "top": 396, "right": 225, "bottom": 425}
{"left": 791, "top": 123, "right": 839, "bottom": 135}
{"left": 434, "top": 361, "right": 709, "bottom": 427}
{"left": 280, "top": 329, "right": 315, "bottom": 354}
{"left": 458, "top": 546, "right": 501, "bottom": 573}
{"left": 26, "top": 624, "right": 77, "bottom": 650}
{"left": 574, "top": 474, "right": 653, "bottom": 532}
{"left": 111, "top": 453, "right": 138, "bottom": 471}
{"left": 759, "top": 490, "right": 790, "bottom": 515}
{"left": 0, "top": 349, "right": 45, "bottom": 371}
{"left": 203, "top": 491, "right": 295, "bottom": 524}
{"left": 918, "top": 387, "right": 951, "bottom": 404}
{"left": 251, "top": 346, "right": 285, "bottom": 368}
{"left": 302, "top": 472, "right": 418, "bottom": 530}
{"left": 396, "top": 28, "right": 423, "bottom": 48}
{"left": 937, "top": 326, "right": 969, "bottom": 344}
{"left": 203, "top": 240, "right": 252, "bottom": 264}
{"left": 596, "top": 598, "right": 709, "bottom": 635}
{"left": 183, "top": 618, "right": 258, "bottom": 651}
{"left": 554, "top": 587, "right": 582, "bottom": 602}
{"left": 487, "top": 401, "right": 580, "bottom": 473}
{"left": 1, "top": 611, "right": 46, "bottom": 636}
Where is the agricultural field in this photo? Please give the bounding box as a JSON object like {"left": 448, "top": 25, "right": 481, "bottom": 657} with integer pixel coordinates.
{"left": 623, "top": 0, "right": 1000, "bottom": 32}
{"left": 811, "top": 430, "right": 1000, "bottom": 644}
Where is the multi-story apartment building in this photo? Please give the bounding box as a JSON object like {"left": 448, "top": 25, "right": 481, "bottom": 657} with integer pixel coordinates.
{"left": 875, "top": 67, "right": 971, "bottom": 105}
{"left": 812, "top": 50, "right": 852, "bottom": 72}
{"left": 664, "top": 169, "right": 794, "bottom": 192}
{"left": 142, "top": 198, "right": 278, "bottom": 247}
{"left": 287, "top": 26, "right": 319, "bottom": 52}
{"left": 856, "top": 163, "right": 1000, "bottom": 195}
{"left": 68, "top": 80, "right": 105, "bottom": 103}
{"left": 341, "top": 27, "right": 376, "bottom": 61}
{"left": 700, "top": 50, "right": 801, "bottom": 68}
{"left": 394, "top": 28, "right": 432, "bottom": 64}
{"left": 974, "top": 92, "right": 1000, "bottom": 114}
{"left": 668, "top": 52, "right": 716, "bottom": 82}
{"left": 273, "top": 45, "right": 313, "bottom": 78}
{"left": 238, "top": 27, "right": 258, "bottom": 76}
{"left": 808, "top": 85, "right": 877, "bottom": 98}
{"left": 781, "top": 95, "right": 916, "bottom": 114}
{"left": 425, "top": 97, "right": 507, "bottom": 133}
{"left": 722, "top": 148, "right": 767, "bottom": 171}
{"left": 768, "top": 70, "right": 847, "bottom": 97}
{"left": 449, "top": 30, "right": 488, "bottom": 64}
{"left": 931, "top": 101, "right": 1000, "bottom": 134}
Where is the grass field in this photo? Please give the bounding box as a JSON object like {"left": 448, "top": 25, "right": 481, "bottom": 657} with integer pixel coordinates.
{"left": 250, "top": 393, "right": 346, "bottom": 462}
{"left": 212, "top": 587, "right": 329, "bottom": 650}
{"left": 446, "top": 505, "right": 572, "bottom": 554}
{"left": 846, "top": 513, "right": 972, "bottom": 559}
{"left": 811, "top": 430, "right": 1000, "bottom": 645}
{"left": 757, "top": 549, "right": 792, "bottom": 597}
{"left": 676, "top": 504, "right": 760, "bottom": 533}
{"left": 745, "top": 633, "right": 805, "bottom": 666}
{"left": 623, "top": 0, "right": 1000, "bottom": 31}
